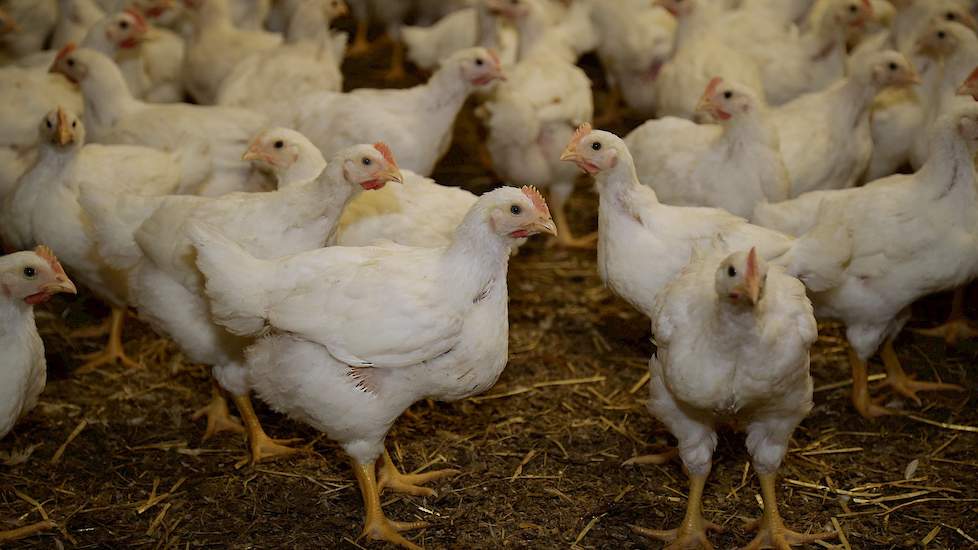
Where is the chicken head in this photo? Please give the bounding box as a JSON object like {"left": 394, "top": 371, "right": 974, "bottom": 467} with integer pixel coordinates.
{"left": 867, "top": 50, "right": 920, "bottom": 87}
{"left": 695, "top": 77, "right": 761, "bottom": 122}
{"left": 715, "top": 247, "right": 768, "bottom": 306}
{"left": 39, "top": 107, "right": 85, "bottom": 147}
{"left": 104, "top": 9, "right": 150, "bottom": 50}
{"left": 1, "top": 246, "right": 77, "bottom": 306}
{"left": 915, "top": 20, "right": 975, "bottom": 59}
{"left": 560, "top": 123, "right": 622, "bottom": 175}
{"left": 487, "top": 186, "right": 557, "bottom": 238}
{"left": 243, "top": 128, "right": 313, "bottom": 170}
{"left": 338, "top": 143, "right": 405, "bottom": 190}
{"left": 448, "top": 47, "right": 506, "bottom": 88}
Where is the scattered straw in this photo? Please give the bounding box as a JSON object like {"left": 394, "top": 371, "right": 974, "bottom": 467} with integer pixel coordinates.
{"left": 907, "top": 415, "right": 978, "bottom": 433}
{"left": 50, "top": 419, "right": 87, "bottom": 464}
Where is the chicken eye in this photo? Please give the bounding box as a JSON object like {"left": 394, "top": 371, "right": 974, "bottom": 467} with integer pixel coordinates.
{"left": 591, "top": 141, "right": 601, "bottom": 151}
{"left": 119, "top": 20, "right": 129, "bottom": 29}
{"left": 938, "top": 31, "right": 947, "bottom": 39}
{"left": 362, "top": 157, "right": 372, "bottom": 165}
{"left": 848, "top": 3, "right": 857, "bottom": 12}
{"left": 67, "top": 58, "right": 75, "bottom": 66}
{"left": 46, "top": 120, "right": 53, "bottom": 128}
{"left": 727, "top": 266, "right": 736, "bottom": 277}
{"left": 475, "top": 58, "right": 484, "bottom": 66}
{"left": 71, "top": 120, "right": 76, "bottom": 128}
{"left": 23, "top": 267, "right": 36, "bottom": 278}
{"left": 723, "top": 90, "right": 733, "bottom": 99}
{"left": 510, "top": 204, "right": 522, "bottom": 215}
{"left": 946, "top": 12, "right": 957, "bottom": 21}
{"left": 274, "top": 140, "right": 284, "bottom": 149}
{"left": 888, "top": 62, "right": 898, "bottom": 71}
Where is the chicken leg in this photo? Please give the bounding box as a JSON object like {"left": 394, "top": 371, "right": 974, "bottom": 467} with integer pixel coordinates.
{"left": 347, "top": 19, "right": 372, "bottom": 57}
{"left": 353, "top": 457, "right": 429, "bottom": 550}
{"left": 913, "top": 287, "right": 978, "bottom": 346}
{"left": 848, "top": 347, "right": 893, "bottom": 419}
{"left": 879, "top": 337, "right": 964, "bottom": 405}
{"left": 378, "top": 449, "right": 459, "bottom": 497}
{"left": 549, "top": 183, "right": 597, "bottom": 249}
{"left": 76, "top": 308, "right": 141, "bottom": 373}
{"left": 192, "top": 380, "right": 244, "bottom": 441}
{"left": 233, "top": 394, "right": 304, "bottom": 466}
{"left": 631, "top": 473, "right": 722, "bottom": 549}
{"left": 385, "top": 39, "right": 407, "bottom": 81}
{"left": 742, "top": 472, "right": 837, "bottom": 550}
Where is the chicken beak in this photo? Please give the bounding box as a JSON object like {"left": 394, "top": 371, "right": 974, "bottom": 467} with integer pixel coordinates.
{"left": 242, "top": 144, "right": 263, "bottom": 161}
{"left": 695, "top": 92, "right": 717, "bottom": 117}
{"left": 42, "top": 276, "right": 77, "bottom": 296}
{"left": 744, "top": 248, "right": 761, "bottom": 305}
{"left": 957, "top": 82, "right": 976, "bottom": 98}
{"left": 380, "top": 166, "right": 404, "bottom": 185}
{"left": 56, "top": 108, "right": 72, "bottom": 145}
{"left": 559, "top": 144, "right": 579, "bottom": 162}
{"left": 901, "top": 70, "right": 922, "bottom": 86}
{"left": 529, "top": 216, "right": 558, "bottom": 236}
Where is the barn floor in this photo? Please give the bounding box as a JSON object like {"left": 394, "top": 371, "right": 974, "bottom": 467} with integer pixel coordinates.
{"left": 2, "top": 36, "right": 977, "bottom": 550}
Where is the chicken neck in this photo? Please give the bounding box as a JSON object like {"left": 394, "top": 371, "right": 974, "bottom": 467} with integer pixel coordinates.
{"left": 78, "top": 54, "right": 138, "bottom": 136}
{"left": 916, "top": 119, "right": 978, "bottom": 204}
{"left": 440, "top": 203, "right": 513, "bottom": 305}
{"left": 718, "top": 108, "right": 779, "bottom": 154}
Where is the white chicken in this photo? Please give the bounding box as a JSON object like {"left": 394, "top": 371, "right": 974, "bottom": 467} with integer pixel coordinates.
{"left": 634, "top": 245, "right": 836, "bottom": 549}
{"left": 180, "top": 0, "right": 282, "bottom": 105}
{"left": 50, "top": 45, "right": 272, "bottom": 197}
{"left": 482, "top": 0, "right": 594, "bottom": 247}
{"left": 187, "top": 186, "right": 556, "bottom": 550}
{"left": 402, "top": 0, "right": 518, "bottom": 71}
{"left": 216, "top": 0, "right": 348, "bottom": 109}
{"left": 561, "top": 125, "right": 850, "bottom": 319}
{"left": 242, "top": 127, "right": 327, "bottom": 189}
{"left": 654, "top": 0, "right": 766, "bottom": 119}
{"left": 80, "top": 143, "right": 402, "bottom": 464}
{"left": 625, "top": 77, "right": 790, "bottom": 217}
{"left": 1, "top": 108, "right": 186, "bottom": 372}
{"left": 267, "top": 47, "right": 504, "bottom": 177}
{"left": 0, "top": 0, "right": 58, "bottom": 59}
{"left": 773, "top": 49, "right": 919, "bottom": 197}
{"left": 50, "top": 0, "right": 106, "bottom": 50}
{"left": 752, "top": 102, "right": 978, "bottom": 418}
{"left": 590, "top": 2, "right": 676, "bottom": 120}
{"left": 0, "top": 247, "right": 76, "bottom": 440}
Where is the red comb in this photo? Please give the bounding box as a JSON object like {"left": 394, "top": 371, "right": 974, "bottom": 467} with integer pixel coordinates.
{"left": 34, "top": 245, "right": 66, "bottom": 276}
{"left": 373, "top": 142, "right": 397, "bottom": 167}
{"left": 704, "top": 76, "right": 723, "bottom": 97}
{"left": 124, "top": 8, "right": 148, "bottom": 31}
{"left": 568, "top": 122, "right": 592, "bottom": 150}
{"left": 55, "top": 43, "right": 76, "bottom": 62}
{"left": 521, "top": 186, "right": 550, "bottom": 218}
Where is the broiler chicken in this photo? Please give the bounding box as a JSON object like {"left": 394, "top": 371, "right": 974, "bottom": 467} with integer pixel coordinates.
{"left": 561, "top": 125, "right": 850, "bottom": 319}
{"left": 0, "top": 0, "right": 58, "bottom": 59}
{"left": 216, "top": 0, "right": 348, "bottom": 109}
{"left": 50, "top": 45, "right": 272, "bottom": 196}
{"left": 51, "top": 0, "right": 106, "bottom": 50}
{"left": 773, "top": 49, "right": 919, "bottom": 197}
{"left": 266, "top": 47, "right": 504, "bottom": 177}
{"left": 242, "top": 127, "right": 327, "bottom": 189}
{"left": 625, "top": 77, "right": 790, "bottom": 217}
{"left": 483, "top": 0, "right": 595, "bottom": 248}
{"left": 752, "top": 102, "right": 978, "bottom": 418}
{"left": 80, "top": 143, "right": 402, "bottom": 464}
{"left": 1, "top": 108, "right": 186, "bottom": 373}
{"left": 188, "top": 186, "right": 556, "bottom": 550}
{"left": 634, "top": 245, "right": 836, "bottom": 549}
{"left": 402, "top": 0, "right": 518, "bottom": 71}
{"left": 181, "top": 0, "right": 282, "bottom": 105}
{"left": 0, "top": 246, "right": 76, "bottom": 439}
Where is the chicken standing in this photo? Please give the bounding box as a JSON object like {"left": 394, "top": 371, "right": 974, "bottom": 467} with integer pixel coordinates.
{"left": 81, "top": 143, "right": 402, "bottom": 464}
{"left": 188, "top": 186, "right": 556, "bottom": 549}
{"left": 0, "top": 247, "right": 76, "bottom": 439}
{"left": 561, "top": 125, "right": 850, "bottom": 319}
{"left": 634, "top": 246, "right": 836, "bottom": 549}
{"left": 2, "top": 108, "right": 187, "bottom": 372}
{"left": 50, "top": 45, "right": 271, "bottom": 197}
{"left": 267, "top": 47, "right": 504, "bottom": 177}
{"left": 752, "top": 102, "right": 978, "bottom": 417}
{"left": 773, "top": 49, "right": 919, "bottom": 196}
{"left": 625, "top": 77, "right": 790, "bottom": 217}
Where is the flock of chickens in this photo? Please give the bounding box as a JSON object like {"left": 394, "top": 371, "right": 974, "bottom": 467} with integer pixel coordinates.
{"left": 1, "top": 0, "right": 977, "bottom": 547}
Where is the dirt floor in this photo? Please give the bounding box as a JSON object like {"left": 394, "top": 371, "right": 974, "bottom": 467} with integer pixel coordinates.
{"left": 2, "top": 33, "right": 978, "bottom": 550}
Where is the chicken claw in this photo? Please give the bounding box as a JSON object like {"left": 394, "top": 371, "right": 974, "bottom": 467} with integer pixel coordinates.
{"left": 233, "top": 395, "right": 304, "bottom": 467}
{"left": 353, "top": 458, "right": 429, "bottom": 550}
{"left": 75, "top": 308, "right": 141, "bottom": 373}
{"left": 742, "top": 473, "right": 837, "bottom": 550}
{"left": 632, "top": 474, "right": 720, "bottom": 549}
{"left": 192, "top": 381, "right": 244, "bottom": 441}
{"left": 880, "top": 338, "right": 964, "bottom": 406}
{"left": 378, "top": 450, "right": 459, "bottom": 497}
{"left": 912, "top": 288, "right": 978, "bottom": 346}
{"left": 848, "top": 348, "right": 894, "bottom": 419}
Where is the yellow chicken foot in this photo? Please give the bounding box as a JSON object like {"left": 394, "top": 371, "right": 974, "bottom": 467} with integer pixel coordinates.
{"left": 385, "top": 40, "right": 407, "bottom": 81}
{"left": 0, "top": 520, "right": 56, "bottom": 543}
{"left": 848, "top": 347, "right": 892, "bottom": 419}
{"left": 378, "top": 449, "right": 460, "bottom": 497}
{"left": 552, "top": 203, "right": 597, "bottom": 249}
{"left": 631, "top": 473, "right": 722, "bottom": 549}
{"left": 742, "top": 473, "right": 837, "bottom": 550}
{"left": 233, "top": 394, "right": 303, "bottom": 466}
{"left": 75, "top": 308, "right": 142, "bottom": 373}
{"left": 346, "top": 20, "right": 372, "bottom": 57}
{"left": 879, "top": 338, "right": 963, "bottom": 405}
{"left": 192, "top": 380, "right": 244, "bottom": 441}
{"left": 353, "top": 457, "right": 429, "bottom": 550}
{"left": 912, "top": 287, "right": 978, "bottom": 346}
{"left": 622, "top": 447, "right": 679, "bottom": 465}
